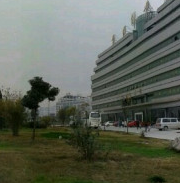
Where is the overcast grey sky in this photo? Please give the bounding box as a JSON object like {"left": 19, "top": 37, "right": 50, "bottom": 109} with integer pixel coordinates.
{"left": 0, "top": 0, "right": 164, "bottom": 103}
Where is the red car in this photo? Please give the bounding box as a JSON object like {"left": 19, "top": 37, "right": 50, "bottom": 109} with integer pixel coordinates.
{"left": 127, "top": 120, "right": 139, "bottom": 127}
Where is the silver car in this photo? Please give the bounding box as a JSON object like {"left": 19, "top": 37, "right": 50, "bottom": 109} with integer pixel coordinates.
{"left": 155, "top": 118, "right": 180, "bottom": 131}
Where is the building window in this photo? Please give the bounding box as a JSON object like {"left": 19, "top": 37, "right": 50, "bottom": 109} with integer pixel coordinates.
{"left": 174, "top": 36, "right": 179, "bottom": 41}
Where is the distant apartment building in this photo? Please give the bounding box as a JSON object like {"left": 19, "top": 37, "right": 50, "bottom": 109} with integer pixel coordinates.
{"left": 56, "top": 93, "right": 91, "bottom": 113}
{"left": 91, "top": 0, "right": 180, "bottom": 122}
{"left": 38, "top": 106, "right": 56, "bottom": 117}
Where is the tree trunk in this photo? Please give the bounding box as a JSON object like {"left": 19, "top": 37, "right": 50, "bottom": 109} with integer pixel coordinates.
{"left": 12, "top": 123, "right": 19, "bottom": 136}
{"left": 48, "top": 100, "right": 50, "bottom": 116}
{"left": 32, "top": 109, "right": 37, "bottom": 141}
{"left": 126, "top": 119, "right": 129, "bottom": 134}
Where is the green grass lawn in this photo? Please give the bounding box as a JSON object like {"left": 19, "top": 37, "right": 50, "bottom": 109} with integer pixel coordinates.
{"left": 0, "top": 127, "right": 180, "bottom": 183}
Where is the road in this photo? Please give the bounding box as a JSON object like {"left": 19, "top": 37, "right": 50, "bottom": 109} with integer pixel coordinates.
{"left": 100, "top": 126, "right": 180, "bottom": 140}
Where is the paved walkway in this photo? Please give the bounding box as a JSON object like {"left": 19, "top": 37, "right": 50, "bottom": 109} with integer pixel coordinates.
{"left": 100, "top": 126, "right": 180, "bottom": 140}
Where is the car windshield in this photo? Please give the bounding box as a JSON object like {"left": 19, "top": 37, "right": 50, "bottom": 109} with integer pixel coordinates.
{"left": 90, "top": 113, "right": 100, "bottom": 118}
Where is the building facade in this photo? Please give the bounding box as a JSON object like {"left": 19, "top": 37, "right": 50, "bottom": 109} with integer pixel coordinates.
{"left": 56, "top": 93, "right": 91, "bottom": 113}
{"left": 38, "top": 106, "right": 56, "bottom": 117}
{"left": 91, "top": 0, "right": 180, "bottom": 123}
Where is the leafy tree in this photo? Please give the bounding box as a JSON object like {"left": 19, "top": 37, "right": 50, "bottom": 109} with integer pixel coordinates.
{"left": 66, "top": 107, "right": 76, "bottom": 120}
{"left": 39, "top": 116, "right": 52, "bottom": 128}
{"left": 0, "top": 90, "right": 2, "bottom": 99}
{"left": 0, "top": 99, "right": 5, "bottom": 129}
{"left": 22, "top": 76, "right": 59, "bottom": 140}
{"left": 57, "top": 108, "right": 67, "bottom": 125}
{"left": 47, "top": 86, "right": 59, "bottom": 116}
{"left": 47, "top": 87, "right": 59, "bottom": 101}
{"left": 57, "top": 107, "right": 78, "bottom": 125}
{"left": 0, "top": 88, "right": 25, "bottom": 135}
{"left": 3, "top": 99, "right": 25, "bottom": 136}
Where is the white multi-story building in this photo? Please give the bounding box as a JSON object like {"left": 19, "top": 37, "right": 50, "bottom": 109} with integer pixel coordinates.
{"left": 91, "top": 0, "right": 180, "bottom": 123}
{"left": 56, "top": 93, "right": 91, "bottom": 113}
{"left": 38, "top": 106, "right": 56, "bottom": 117}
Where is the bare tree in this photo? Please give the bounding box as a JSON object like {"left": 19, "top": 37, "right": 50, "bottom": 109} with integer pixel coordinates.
{"left": 122, "top": 94, "right": 132, "bottom": 134}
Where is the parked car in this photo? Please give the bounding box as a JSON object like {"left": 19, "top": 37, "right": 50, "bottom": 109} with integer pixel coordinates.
{"left": 104, "top": 121, "right": 114, "bottom": 126}
{"left": 113, "top": 121, "right": 119, "bottom": 127}
{"left": 155, "top": 118, "right": 180, "bottom": 131}
{"left": 127, "top": 120, "right": 138, "bottom": 127}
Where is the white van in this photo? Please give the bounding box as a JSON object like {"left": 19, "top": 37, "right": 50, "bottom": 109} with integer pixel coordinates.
{"left": 155, "top": 118, "right": 180, "bottom": 131}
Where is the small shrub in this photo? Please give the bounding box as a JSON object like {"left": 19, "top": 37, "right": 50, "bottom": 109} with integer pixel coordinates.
{"left": 68, "top": 126, "right": 99, "bottom": 161}
{"left": 24, "top": 121, "right": 48, "bottom": 129}
{"left": 70, "top": 119, "right": 84, "bottom": 128}
{"left": 39, "top": 116, "right": 51, "bottom": 127}
{"left": 140, "top": 130, "right": 146, "bottom": 138}
{"left": 148, "top": 175, "right": 166, "bottom": 183}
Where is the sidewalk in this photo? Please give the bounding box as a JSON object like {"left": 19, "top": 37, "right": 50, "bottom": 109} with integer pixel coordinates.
{"left": 100, "top": 126, "right": 180, "bottom": 140}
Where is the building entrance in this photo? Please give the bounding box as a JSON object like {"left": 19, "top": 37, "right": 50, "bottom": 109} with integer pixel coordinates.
{"left": 135, "top": 112, "right": 143, "bottom": 122}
